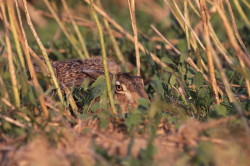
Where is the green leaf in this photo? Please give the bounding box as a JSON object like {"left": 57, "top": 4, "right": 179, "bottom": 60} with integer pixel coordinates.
{"left": 91, "top": 76, "right": 105, "bottom": 88}
{"left": 125, "top": 113, "right": 141, "bottom": 131}
{"left": 81, "top": 77, "right": 90, "bottom": 91}
{"left": 91, "top": 76, "right": 106, "bottom": 99}
{"left": 214, "top": 104, "right": 228, "bottom": 116}
{"left": 169, "top": 75, "right": 176, "bottom": 86}
{"left": 138, "top": 98, "right": 149, "bottom": 108}
{"left": 180, "top": 52, "right": 188, "bottom": 63}
{"left": 162, "top": 57, "right": 174, "bottom": 65}
{"left": 194, "top": 72, "right": 204, "bottom": 89}
{"left": 198, "top": 87, "right": 209, "bottom": 98}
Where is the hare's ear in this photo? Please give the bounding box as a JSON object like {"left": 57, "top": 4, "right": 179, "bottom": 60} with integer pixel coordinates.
{"left": 82, "top": 69, "right": 104, "bottom": 80}
{"left": 135, "top": 76, "right": 144, "bottom": 86}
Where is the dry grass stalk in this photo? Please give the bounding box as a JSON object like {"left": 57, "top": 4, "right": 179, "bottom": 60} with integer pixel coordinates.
{"left": 242, "top": 0, "right": 250, "bottom": 8}
{"left": 186, "top": 1, "right": 233, "bottom": 65}
{"left": 208, "top": 23, "right": 233, "bottom": 65}
{"left": 0, "top": 115, "right": 26, "bottom": 128}
{"left": 200, "top": 0, "right": 220, "bottom": 104}
{"left": 17, "top": 0, "right": 47, "bottom": 27}
{"left": 28, "top": 47, "right": 48, "bottom": 73}
{"left": 164, "top": 0, "right": 207, "bottom": 73}
{"left": 103, "top": 19, "right": 126, "bottom": 67}
{"left": 1, "top": 1, "right": 20, "bottom": 107}
{"left": 84, "top": 0, "right": 168, "bottom": 69}
{"left": 186, "top": 57, "right": 224, "bottom": 96}
{"left": 170, "top": 0, "right": 205, "bottom": 51}
{"left": 15, "top": 0, "right": 49, "bottom": 118}
{"left": 37, "top": 9, "right": 96, "bottom": 28}
{"left": 150, "top": 24, "right": 181, "bottom": 55}
{"left": 233, "top": 0, "right": 250, "bottom": 25}
{"left": 215, "top": 2, "right": 250, "bottom": 98}
{"left": 210, "top": 43, "right": 250, "bottom": 137}
{"left": 0, "top": 76, "right": 10, "bottom": 100}
{"left": 225, "top": 0, "right": 249, "bottom": 58}
{"left": 97, "top": 1, "right": 126, "bottom": 67}
{"left": 21, "top": 0, "right": 65, "bottom": 105}
{"left": 61, "top": 0, "right": 90, "bottom": 59}
{"left": 184, "top": 0, "right": 191, "bottom": 50}
{"left": 1, "top": 98, "right": 15, "bottom": 110}
{"left": 127, "top": 0, "right": 140, "bottom": 76}
{"left": 6, "top": 0, "right": 26, "bottom": 70}
{"left": 89, "top": 0, "right": 117, "bottom": 115}
{"left": 43, "top": 0, "right": 85, "bottom": 59}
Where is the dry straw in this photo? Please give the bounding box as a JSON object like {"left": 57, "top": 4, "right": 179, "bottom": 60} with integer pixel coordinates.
{"left": 84, "top": 0, "right": 169, "bottom": 69}
{"left": 61, "top": 0, "right": 90, "bottom": 59}
{"left": 21, "top": 0, "right": 65, "bottom": 106}
{"left": 1, "top": 1, "right": 20, "bottom": 107}
{"left": 89, "top": 0, "right": 117, "bottom": 115}
{"left": 6, "top": 0, "right": 26, "bottom": 71}
{"left": 43, "top": 0, "right": 86, "bottom": 59}
{"left": 200, "top": 0, "right": 220, "bottom": 104}
{"left": 128, "top": 0, "right": 140, "bottom": 76}
{"left": 14, "top": 0, "right": 49, "bottom": 118}
{"left": 215, "top": 1, "right": 250, "bottom": 98}
{"left": 97, "top": 0, "right": 126, "bottom": 68}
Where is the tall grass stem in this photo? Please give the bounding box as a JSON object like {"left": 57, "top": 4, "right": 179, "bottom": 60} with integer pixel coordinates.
{"left": 84, "top": 0, "right": 168, "bottom": 69}
{"left": 43, "top": 0, "right": 85, "bottom": 59}
{"left": 1, "top": 2, "right": 21, "bottom": 107}
{"left": 128, "top": 0, "right": 140, "bottom": 76}
{"left": 21, "top": 0, "right": 65, "bottom": 104}
{"left": 61, "top": 0, "right": 90, "bottom": 59}
{"left": 89, "top": 0, "right": 117, "bottom": 115}
{"left": 200, "top": 0, "right": 220, "bottom": 103}
{"left": 15, "top": 0, "right": 49, "bottom": 118}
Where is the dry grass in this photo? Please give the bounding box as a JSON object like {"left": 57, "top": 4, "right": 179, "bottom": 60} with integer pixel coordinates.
{"left": 0, "top": 0, "right": 250, "bottom": 165}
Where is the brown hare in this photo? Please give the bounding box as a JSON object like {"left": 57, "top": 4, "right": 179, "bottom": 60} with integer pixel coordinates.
{"left": 35, "top": 57, "right": 149, "bottom": 112}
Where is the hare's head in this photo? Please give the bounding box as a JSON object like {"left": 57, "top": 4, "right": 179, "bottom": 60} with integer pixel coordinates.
{"left": 114, "top": 73, "right": 149, "bottom": 113}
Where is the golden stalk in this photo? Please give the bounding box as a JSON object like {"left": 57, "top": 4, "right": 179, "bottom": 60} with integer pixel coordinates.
{"left": 233, "top": 0, "right": 250, "bottom": 25}
{"left": 62, "top": 85, "right": 78, "bottom": 116}
{"left": 0, "top": 76, "right": 10, "bottom": 100}
{"left": 200, "top": 0, "right": 220, "bottom": 103}
{"left": 127, "top": 0, "right": 140, "bottom": 76}
{"left": 21, "top": 0, "right": 65, "bottom": 104}
{"left": 0, "top": 115, "right": 26, "bottom": 128}
{"left": 242, "top": 0, "right": 250, "bottom": 8}
{"left": 15, "top": 0, "right": 49, "bottom": 118}
{"left": 6, "top": 0, "right": 26, "bottom": 71}
{"left": 187, "top": 0, "right": 233, "bottom": 65}
{"left": 186, "top": 57, "right": 224, "bottom": 96}
{"left": 1, "top": 1, "right": 20, "bottom": 107}
{"left": 97, "top": 0, "right": 126, "bottom": 67}
{"left": 184, "top": 0, "right": 191, "bottom": 50}
{"left": 43, "top": 0, "right": 85, "bottom": 59}
{"left": 61, "top": 0, "right": 90, "bottom": 59}
{"left": 83, "top": 0, "right": 168, "bottom": 69}
{"left": 216, "top": 2, "right": 250, "bottom": 98}
{"left": 210, "top": 42, "right": 250, "bottom": 137}
{"left": 225, "top": 0, "right": 249, "bottom": 58}
{"left": 164, "top": 0, "right": 205, "bottom": 72}
{"left": 89, "top": 0, "right": 117, "bottom": 115}
{"left": 208, "top": 23, "right": 233, "bottom": 65}
{"left": 150, "top": 24, "right": 181, "bottom": 55}
{"left": 171, "top": 0, "right": 205, "bottom": 51}
{"left": 103, "top": 19, "right": 126, "bottom": 67}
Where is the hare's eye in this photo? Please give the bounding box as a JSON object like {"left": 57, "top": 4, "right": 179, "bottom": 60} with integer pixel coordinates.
{"left": 115, "top": 85, "right": 123, "bottom": 91}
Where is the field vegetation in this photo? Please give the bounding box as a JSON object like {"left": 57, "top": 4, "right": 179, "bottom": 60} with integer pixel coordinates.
{"left": 0, "top": 0, "right": 250, "bottom": 165}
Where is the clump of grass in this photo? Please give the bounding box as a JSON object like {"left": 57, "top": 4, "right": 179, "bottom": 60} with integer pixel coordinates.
{"left": 0, "top": 0, "right": 250, "bottom": 165}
